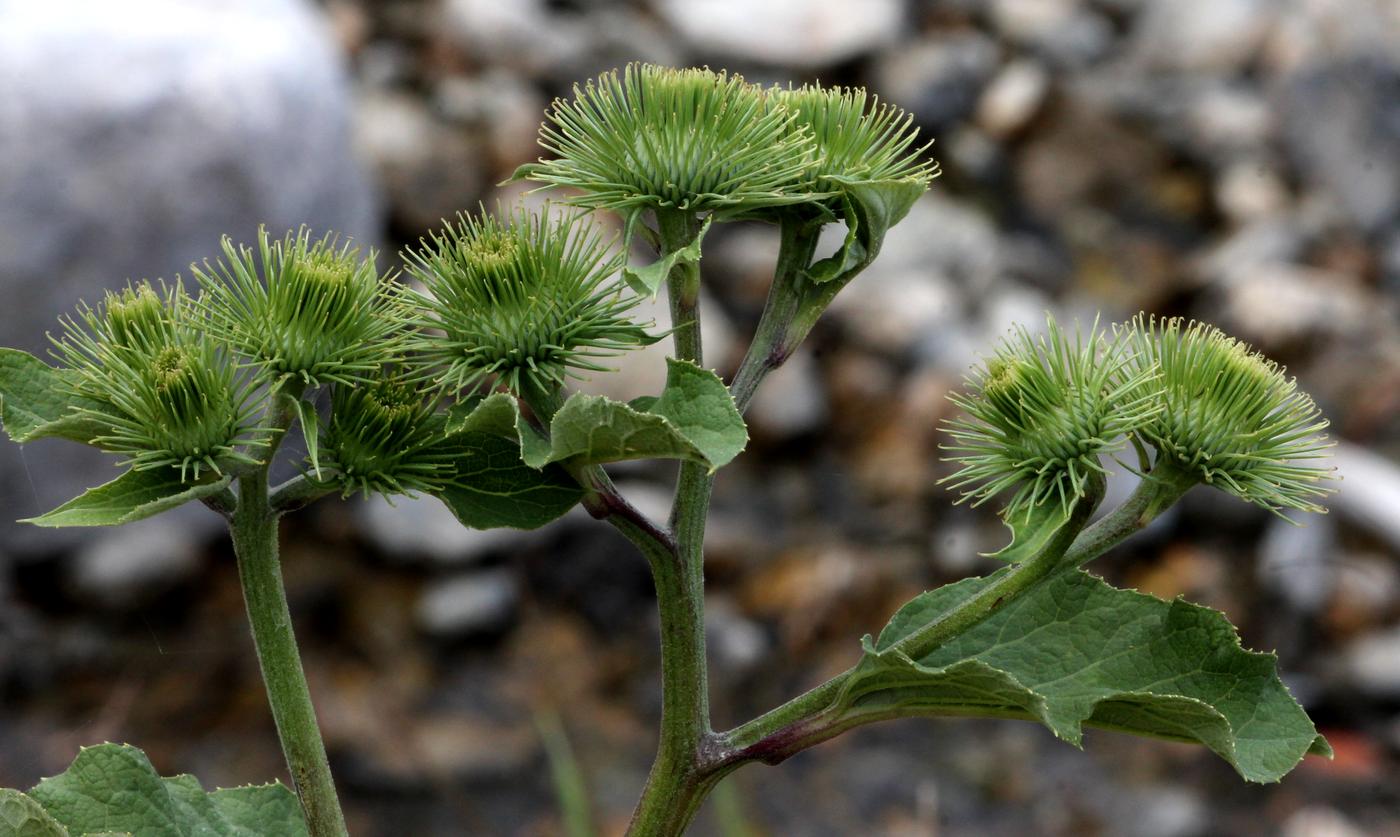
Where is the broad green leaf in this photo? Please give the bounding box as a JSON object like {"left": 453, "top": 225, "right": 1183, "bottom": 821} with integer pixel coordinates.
{"left": 446, "top": 392, "right": 552, "bottom": 467}
{"left": 545, "top": 358, "right": 746, "bottom": 470}
{"left": 23, "top": 469, "right": 233, "bottom": 528}
{"left": 0, "top": 789, "right": 67, "bottom": 837}
{"left": 987, "top": 501, "right": 1073, "bottom": 564}
{"left": 24, "top": 743, "right": 307, "bottom": 837}
{"left": 290, "top": 397, "right": 322, "bottom": 479}
{"left": 622, "top": 215, "right": 712, "bottom": 297}
{"left": 434, "top": 431, "right": 583, "bottom": 530}
{"left": 0, "top": 348, "right": 112, "bottom": 445}
{"left": 834, "top": 570, "right": 1329, "bottom": 783}
{"left": 806, "top": 177, "right": 926, "bottom": 284}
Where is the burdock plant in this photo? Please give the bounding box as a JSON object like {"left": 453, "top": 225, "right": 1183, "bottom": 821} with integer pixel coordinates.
{"left": 0, "top": 62, "right": 1336, "bottom": 837}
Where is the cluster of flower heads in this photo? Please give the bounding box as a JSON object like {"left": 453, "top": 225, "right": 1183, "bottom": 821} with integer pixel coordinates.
{"left": 517, "top": 62, "right": 936, "bottom": 219}
{"left": 943, "top": 314, "right": 1335, "bottom": 522}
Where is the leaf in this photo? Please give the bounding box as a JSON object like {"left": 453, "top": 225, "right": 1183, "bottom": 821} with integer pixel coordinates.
{"left": 0, "top": 348, "right": 113, "bottom": 445}
{"left": 289, "top": 397, "right": 322, "bottom": 479}
{"left": 23, "top": 469, "right": 233, "bottom": 528}
{"left": 434, "top": 431, "right": 583, "bottom": 530}
{"left": 0, "top": 790, "right": 67, "bottom": 837}
{"left": 805, "top": 177, "right": 926, "bottom": 284}
{"left": 622, "top": 215, "right": 712, "bottom": 297}
{"left": 986, "top": 501, "right": 1073, "bottom": 564}
{"left": 446, "top": 392, "right": 552, "bottom": 468}
{"left": 545, "top": 358, "right": 746, "bottom": 470}
{"left": 22, "top": 743, "right": 308, "bottom": 836}
{"left": 834, "top": 570, "right": 1329, "bottom": 783}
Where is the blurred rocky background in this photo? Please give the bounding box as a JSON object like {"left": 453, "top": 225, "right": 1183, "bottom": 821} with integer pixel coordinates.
{"left": 1, "top": 0, "right": 1398, "bottom": 834}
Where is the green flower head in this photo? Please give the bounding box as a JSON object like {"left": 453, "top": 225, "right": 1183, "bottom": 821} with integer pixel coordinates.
{"left": 404, "top": 203, "right": 656, "bottom": 396}
{"left": 942, "top": 316, "right": 1161, "bottom": 521}
{"left": 320, "top": 371, "right": 455, "bottom": 499}
{"left": 194, "top": 226, "right": 402, "bottom": 386}
{"left": 1128, "top": 316, "right": 1334, "bottom": 516}
{"left": 51, "top": 281, "right": 261, "bottom": 480}
{"left": 775, "top": 82, "right": 937, "bottom": 192}
{"left": 516, "top": 63, "right": 817, "bottom": 216}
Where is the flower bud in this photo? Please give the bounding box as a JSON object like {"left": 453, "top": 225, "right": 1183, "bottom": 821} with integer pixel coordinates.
{"left": 774, "top": 83, "right": 937, "bottom": 191}
{"left": 320, "top": 372, "right": 454, "bottom": 498}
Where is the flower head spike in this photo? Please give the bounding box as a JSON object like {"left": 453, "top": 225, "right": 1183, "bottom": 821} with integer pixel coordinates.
{"left": 941, "top": 316, "right": 1161, "bottom": 522}
{"left": 320, "top": 371, "right": 456, "bottom": 499}
{"left": 193, "top": 226, "right": 403, "bottom": 386}
{"left": 775, "top": 83, "right": 937, "bottom": 192}
{"left": 1128, "top": 316, "right": 1334, "bottom": 516}
{"left": 50, "top": 281, "right": 262, "bottom": 480}
{"left": 404, "top": 203, "right": 657, "bottom": 396}
{"left": 515, "top": 63, "right": 818, "bottom": 216}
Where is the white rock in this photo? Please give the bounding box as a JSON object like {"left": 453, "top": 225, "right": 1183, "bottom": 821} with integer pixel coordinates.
{"left": 359, "top": 494, "right": 552, "bottom": 565}
{"left": 976, "top": 60, "right": 1050, "bottom": 137}
{"left": 1131, "top": 0, "right": 1273, "bottom": 72}
{"left": 1339, "top": 624, "right": 1400, "bottom": 697}
{"left": 1216, "top": 161, "right": 1289, "bottom": 223}
{"left": 1283, "top": 807, "right": 1368, "bottom": 837}
{"left": 1257, "top": 514, "right": 1336, "bottom": 614}
{"left": 1329, "top": 444, "right": 1400, "bottom": 554}
{"left": 416, "top": 569, "right": 519, "bottom": 637}
{"left": 748, "top": 348, "right": 828, "bottom": 438}
{"left": 655, "top": 0, "right": 902, "bottom": 68}
{"left": 69, "top": 513, "right": 204, "bottom": 607}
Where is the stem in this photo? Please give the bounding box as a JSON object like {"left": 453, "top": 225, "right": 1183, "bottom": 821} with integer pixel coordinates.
{"left": 230, "top": 468, "right": 347, "bottom": 837}
{"left": 625, "top": 208, "right": 716, "bottom": 836}
{"left": 1063, "top": 458, "right": 1195, "bottom": 567}
{"left": 729, "top": 216, "right": 821, "bottom": 413}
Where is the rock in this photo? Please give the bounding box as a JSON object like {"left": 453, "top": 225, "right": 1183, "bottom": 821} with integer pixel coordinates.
{"left": 989, "top": 0, "right": 1113, "bottom": 67}
{"left": 1328, "top": 444, "right": 1400, "bottom": 555}
{"left": 747, "top": 348, "right": 828, "bottom": 438}
{"left": 1186, "top": 84, "right": 1274, "bottom": 158}
{"left": 1215, "top": 160, "right": 1289, "bottom": 223}
{"left": 1256, "top": 514, "right": 1336, "bottom": 614}
{"left": 434, "top": 71, "right": 546, "bottom": 174}
{"left": 359, "top": 494, "right": 558, "bottom": 565}
{"left": 354, "top": 92, "right": 484, "bottom": 235}
{"left": 68, "top": 512, "right": 205, "bottom": 608}
{"left": 1130, "top": 0, "right": 1273, "bottom": 72}
{"left": 872, "top": 33, "right": 1000, "bottom": 131}
{"left": 440, "top": 0, "right": 582, "bottom": 75}
{"left": 655, "top": 0, "right": 902, "bottom": 68}
{"left": 1281, "top": 57, "right": 1400, "bottom": 234}
{"left": 976, "top": 59, "right": 1051, "bottom": 137}
{"left": 1328, "top": 552, "right": 1399, "bottom": 635}
{"left": 705, "top": 595, "right": 769, "bottom": 675}
{"left": 0, "top": 0, "right": 378, "bottom": 556}
{"left": 1282, "top": 807, "right": 1368, "bottom": 837}
{"left": 415, "top": 569, "right": 519, "bottom": 638}
{"left": 1216, "top": 262, "right": 1370, "bottom": 350}
{"left": 1338, "top": 623, "right": 1400, "bottom": 698}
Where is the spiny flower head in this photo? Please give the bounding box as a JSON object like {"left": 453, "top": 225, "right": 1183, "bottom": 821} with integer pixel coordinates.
{"left": 942, "top": 316, "right": 1161, "bottom": 522}
{"left": 404, "top": 204, "right": 655, "bottom": 395}
{"left": 1128, "top": 316, "right": 1334, "bottom": 516}
{"left": 775, "top": 83, "right": 937, "bottom": 192}
{"left": 193, "top": 226, "right": 402, "bottom": 386}
{"left": 517, "top": 63, "right": 818, "bottom": 215}
{"left": 320, "top": 371, "right": 456, "bottom": 499}
{"left": 50, "top": 282, "right": 261, "bottom": 480}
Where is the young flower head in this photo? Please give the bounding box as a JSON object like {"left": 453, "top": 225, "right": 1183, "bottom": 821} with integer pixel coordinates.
{"left": 193, "top": 226, "right": 402, "bottom": 386}
{"left": 775, "top": 83, "right": 937, "bottom": 192}
{"left": 516, "top": 63, "right": 817, "bottom": 216}
{"left": 319, "top": 371, "right": 455, "bottom": 499}
{"left": 942, "top": 317, "right": 1160, "bottom": 522}
{"left": 1128, "top": 316, "right": 1334, "bottom": 516}
{"left": 50, "top": 281, "right": 262, "bottom": 480}
{"left": 404, "top": 203, "right": 656, "bottom": 396}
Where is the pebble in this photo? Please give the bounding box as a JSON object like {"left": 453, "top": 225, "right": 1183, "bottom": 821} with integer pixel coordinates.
{"left": 68, "top": 513, "right": 205, "bottom": 607}
{"left": 976, "top": 59, "right": 1051, "bottom": 137}
{"left": 1130, "top": 0, "right": 1273, "bottom": 72}
{"left": 1328, "top": 444, "right": 1400, "bottom": 555}
{"left": 359, "top": 494, "right": 551, "bottom": 565}
{"left": 415, "top": 569, "right": 520, "bottom": 638}
{"left": 747, "top": 347, "right": 828, "bottom": 438}
{"left": 1256, "top": 514, "right": 1336, "bottom": 615}
{"left": 872, "top": 33, "right": 1001, "bottom": 130}
{"left": 655, "top": 0, "right": 902, "bottom": 68}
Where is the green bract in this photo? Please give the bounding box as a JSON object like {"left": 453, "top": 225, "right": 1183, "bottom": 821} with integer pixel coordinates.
{"left": 514, "top": 63, "right": 816, "bottom": 216}
{"left": 1129, "top": 315, "right": 1334, "bottom": 516}
{"left": 320, "top": 371, "right": 455, "bottom": 498}
{"left": 51, "top": 281, "right": 261, "bottom": 481}
{"left": 404, "top": 204, "right": 655, "bottom": 396}
{"left": 194, "top": 226, "right": 402, "bottom": 386}
{"left": 775, "top": 83, "right": 936, "bottom": 193}
{"left": 942, "top": 316, "right": 1160, "bottom": 521}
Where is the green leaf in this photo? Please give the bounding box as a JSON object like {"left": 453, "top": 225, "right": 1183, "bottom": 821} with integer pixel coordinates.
{"left": 0, "top": 348, "right": 112, "bottom": 445}
{"left": 0, "top": 789, "right": 68, "bottom": 837}
{"left": 987, "top": 501, "right": 1073, "bottom": 564}
{"left": 22, "top": 743, "right": 307, "bottom": 836}
{"left": 545, "top": 358, "right": 746, "bottom": 470}
{"left": 446, "top": 392, "right": 553, "bottom": 468}
{"left": 805, "top": 177, "right": 926, "bottom": 284}
{"left": 622, "top": 215, "right": 712, "bottom": 297}
{"left": 434, "top": 431, "right": 583, "bottom": 530}
{"left": 836, "top": 570, "right": 1329, "bottom": 783}
{"left": 289, "top": 397, "right": 322, "bottom": 479}
{"left": 23, "top": 469, "right": 233, "bottom": 528}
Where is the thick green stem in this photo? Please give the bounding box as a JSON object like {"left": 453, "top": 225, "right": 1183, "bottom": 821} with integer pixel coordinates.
{"left": 624, "top": 208, "right": 716, "bottom": 836}
{"left": 231, "top": 469, "right": 347, "bottom": 837}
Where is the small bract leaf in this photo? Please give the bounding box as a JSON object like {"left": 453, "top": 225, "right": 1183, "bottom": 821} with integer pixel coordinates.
{"left": 805, "top": 177, "right": 928, "bottom": 285}
{"left": 622, "top": 214, "right": 712, "bottom": 297}
{"left": 985, "top": 497, "right": 1073, "bottom": 564}
{"left": 842, "top": 570, "right": 1329, "bottom": 783}
{"left": 289, "top": 396, "right": 322, "bottom": 479}
{"left": 25, "top": 743, "right": 307, "bottom": 837}
{"left": 0, "top": 348, "right": 112, "bottom": 445}
{"left": 23, "top": 469, "right": 233, "bottom": 528}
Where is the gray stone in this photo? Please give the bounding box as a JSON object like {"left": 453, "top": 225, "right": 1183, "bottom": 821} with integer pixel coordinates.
{"left": 872, "top": 33, "right": 1000, "bottom": 131}
{"left": 976, "top": 60, "right": 1051, "bottom": 137}
{"left": 415, "top": 569, "right": 520, "bottom": 638}
{"left": 69, "top": 511, "right": 206, "bottom": 608}
{"left": 359, "top": 494, "right": 559, "bottom": 565}
{"left": 1130, "top": 0, "right": 1273, "bottom": 72}
{"left": 1257, "top": 514, "right": 1336, "bottom": 614}
{"left": 0, "top": 0, "right": 378, "bottom": 555}
{"left": 1329, "top": 444, "right": 1400, "bottom": 555}
{"left": 655, "top": 0, "right": 903, "bottom": 68}
{"left": 748, "top": 348, "right": 828, "bottom": 439}
{"left": 1339, "top": 623, "right": 1400, "bottom": 698}
{"left": 440, "top": 0, "right": 583, "bottom": 75}
{"left": 705, "top": 595, "right": 769, "bottom": 675}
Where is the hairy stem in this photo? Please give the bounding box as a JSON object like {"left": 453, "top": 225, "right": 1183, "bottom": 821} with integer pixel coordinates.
{"left": 230, "top": 468, "right": 347, "bottom": 837}
{"left": 625, "top": 208, "right": 716, "bottom": 837}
